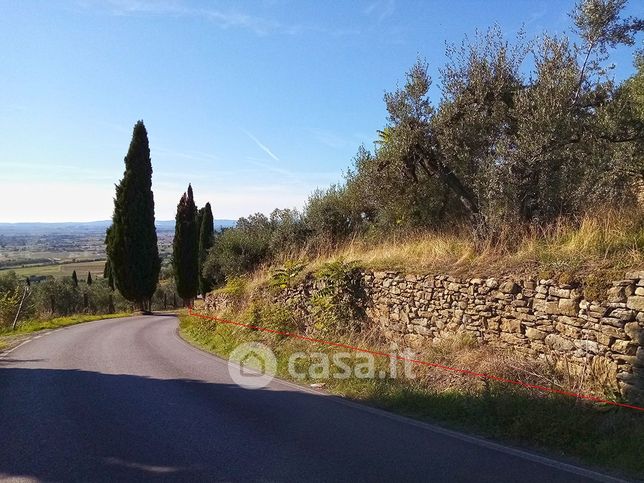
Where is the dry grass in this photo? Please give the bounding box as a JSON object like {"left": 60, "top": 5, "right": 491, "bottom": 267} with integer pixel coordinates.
{"left": 263, "top": 208, "right": 644, "bottom": 284}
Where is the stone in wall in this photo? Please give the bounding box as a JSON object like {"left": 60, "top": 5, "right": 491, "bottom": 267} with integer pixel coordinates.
{"left": 205, "top": 268, "right": 644, "bottom": 404}
{"left": 362, "top": 270, "right": 644, "bottom": 403}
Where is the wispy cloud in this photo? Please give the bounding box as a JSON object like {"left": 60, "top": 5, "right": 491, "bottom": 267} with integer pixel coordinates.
{"left": 153, "top": 146, "right": 218, "bottom": 164}
{"left": 307, "top": 127, "right": 352, "bottom": 150}
{"left": 526, "top": 5, "right": 548, "bottom": 26}
{"left": 79, "top": 0, "right": 327, "bottom": 36}
{"left": 364, "top": 0, "right": 396, "bottom": 23}
{"left": 247, "top": 157, "right": 299, "bottom": 182}
{"left": 77, "top": 0, "right": 363, "bottom": 37}
{"left": 243, "top": 130, "right": 280, "bottom": 162}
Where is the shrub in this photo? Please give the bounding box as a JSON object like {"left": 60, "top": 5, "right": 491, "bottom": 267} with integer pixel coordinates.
{"left": 0, "top": 273, "right": 131, "bottom": 322}
{"left": 204, "top": 215, "right": 272, "bottom": 279}
{"left": 241, "top": 300, "right": 296, "bottom": 339}
{"left": 0, "top": 286, "right": 21, "bottom": 327}
{"left": 270, "top": 260, "right": 306, "bottom": 290}
{"left": 304, "top": 186, "right": 353, "bottom": 248}
{"left": 311, "top": 259, "right": 366, "bottom": 334}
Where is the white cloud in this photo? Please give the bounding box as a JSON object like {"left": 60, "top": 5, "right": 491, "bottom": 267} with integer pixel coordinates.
{"left": 243, "top": 130, "right": 280, "bottom": 162}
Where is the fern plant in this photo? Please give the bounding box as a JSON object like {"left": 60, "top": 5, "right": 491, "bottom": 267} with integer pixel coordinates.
{"left": 310, "top": 258, "right": 364, "bottom": 334}
{"left": 270, "top": 260, "right": 306, "bottom": 290}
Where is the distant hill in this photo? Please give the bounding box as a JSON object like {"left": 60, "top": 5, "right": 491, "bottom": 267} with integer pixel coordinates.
{"left": 0, "top": 219, "right": 236, "bottom": 235}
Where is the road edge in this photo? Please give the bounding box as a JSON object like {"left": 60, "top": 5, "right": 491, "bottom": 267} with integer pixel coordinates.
{"left": 174, "top": 321, "right": 629, "bottom": 483}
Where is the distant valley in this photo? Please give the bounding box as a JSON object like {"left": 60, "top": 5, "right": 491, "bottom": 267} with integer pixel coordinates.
{"left": 0, "top": 219, "right": 236, "bottom": 278}
{"left": 0, "top": 219, "right": 236, "bottom": 235}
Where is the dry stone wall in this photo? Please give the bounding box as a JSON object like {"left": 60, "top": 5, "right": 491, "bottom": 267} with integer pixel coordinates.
{"left": 205, "top": 270, "right": 644, "bottom": 403}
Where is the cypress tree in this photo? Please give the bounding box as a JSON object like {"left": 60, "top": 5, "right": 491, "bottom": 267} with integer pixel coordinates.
{"left": 106, "top": 120, "right": 160, "bottom": 312}
{"left": 173, "top": 184, "right": 199, "bottom": 306}
{"left": 71, "top": 270, "right": 79, "bottom": 288}
{"left": 196, "top": 208, "right": 204, "bottom": 243}
{"left": 198, "top": 202, "right": 215, "bottom": 297}
{"left": 87, "top": 272, "right": 93, "bottom": 285}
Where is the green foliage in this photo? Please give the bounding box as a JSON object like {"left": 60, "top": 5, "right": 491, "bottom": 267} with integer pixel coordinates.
{"left": 337, "top": 2, "right": 642, "bottom": 236}
{"left": 311, "top": 259, "right": 365, "bottom": 334}
{"left": 201, "top": 232, "right": 225, "bottom": 288}
{"left": 305, "top": 186, "right": 353, "bottom": 247}
{"left": 204, "top": 1, "right": 641, "bottom": 285}
{"left": 203, "top": 213, "right": 272, "bottom": 279}
{"left": 241, "top": 300, "right": 296, "bottom": 337}
{"left": 268, "top": 208, "right": 309, "bottom": 255}
{"left": 315, "top": 258, "right": 360, "bottom": 291}
{"left": 0, "top": 286, "right": 21, "bottom": 327}
{"left": 198, "top": 202, "right": 215, "bottom": 297}
{"left": 86, "top": 272, "right": 92, "bottom": 286}
{"left": 71, "top": 270, "right": 78, "bottom": 288}
{"left": 106, "top": 121, "right": 161, "bottom": 310}
{"left": 152, "top": 280, "right": 181, "bottom": 310}
{"left": 218, "top": 276, "right": 248, "bottom": 298}
{"left": 0, "top": 271, "right": 131, "bottom": 324}
{"left": 203, "top": 209, "right": 311, "bottom": 287}
{"left": 103, "top": 256, "right": 115, "bottom": 291}
{"left": 572, "top": 0, "right": 642, "bottom": 53}
{"left": 0, "top": 312, "right": 131, "bottom": 336}
{"left": 173, "top": 184, "right": 199, "bottom": 303}
{"left": 270, "top": 260, "right": 306, "bottom": 289}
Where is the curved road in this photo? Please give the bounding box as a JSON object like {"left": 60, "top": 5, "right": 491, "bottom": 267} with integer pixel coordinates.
{"left": 0, "top": 315, "right": 621, "bottom": 482}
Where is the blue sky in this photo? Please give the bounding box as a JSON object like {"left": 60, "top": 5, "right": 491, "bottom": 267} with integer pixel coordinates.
{"left": 0, "top": 0, "right": 641, "bottom": 222}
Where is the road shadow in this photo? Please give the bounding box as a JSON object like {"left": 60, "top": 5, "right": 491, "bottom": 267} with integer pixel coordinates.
{"left": 0, "top": 367, "right": 629, "bottom": 482}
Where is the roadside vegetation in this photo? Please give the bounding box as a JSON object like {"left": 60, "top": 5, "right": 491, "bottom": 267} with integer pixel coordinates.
{"left": 179, "top": 2, "right": 644, "bottom": 477}
{"left": 200, "top": 0, "right": 644, "bottom": 292}
{"left": 180, "top": 310, "right": 644, "bottom": 477}
{"left": 0, "top": 312, "right": 131, "bottom": 337}
{"left": 0, "top": 1, "right": 641, "bottom": 473}
{"left": 203, "top": 208, "right": 643, "bottom": 303}
{"left": 0, "top": 268, "right": 181, "bottom": 332}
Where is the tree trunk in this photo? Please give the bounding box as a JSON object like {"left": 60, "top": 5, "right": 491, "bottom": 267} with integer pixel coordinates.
{"left": 419, "top": 159, "right": 481, "bottom": 223}
{"left": 182, "top": 298, "right": 194, "bottom": 309}
{"left": 138, "top": 299, "right": 152, "bottom": 314}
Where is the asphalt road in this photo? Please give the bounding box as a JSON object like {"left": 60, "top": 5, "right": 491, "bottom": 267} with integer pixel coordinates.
{"left": 0, "top": 315, "right": 622, "bottom": 482}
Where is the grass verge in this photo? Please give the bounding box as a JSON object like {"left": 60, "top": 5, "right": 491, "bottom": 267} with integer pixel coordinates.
{"left": 0, "top": 312, "right": 131, "bottom": 342}
{"left": 179, "top": 311, "right": 644, "bottom": 479}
